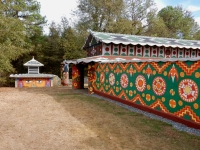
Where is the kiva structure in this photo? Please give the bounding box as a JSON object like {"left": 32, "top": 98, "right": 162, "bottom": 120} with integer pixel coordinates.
{"left": 71, "top": 30, "right": 200, "bottom": 129}
{"left": 10, "top": 57, "right": 57, "bottom": 88}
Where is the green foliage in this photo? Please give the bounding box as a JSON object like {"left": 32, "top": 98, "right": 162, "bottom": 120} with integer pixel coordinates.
{"left": 74, "top": 0, "right": 157, "bottom": 35}
{"left": 0, "top": 0, "right": 46, "bottom": 86}
{"left": 38, "top": 18, "right": 86, "bottom": 76}
{"left": 158, "top": 5, "right": 199, "bottom": 39}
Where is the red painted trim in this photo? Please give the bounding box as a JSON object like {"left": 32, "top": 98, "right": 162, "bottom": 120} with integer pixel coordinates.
{"left": 134, "top": 45, "right": 136, "bottom": 56}
{"left": 94, "top": 90, "right": 200, "bottom": 129}
{"left": 126, "top": 45, "right": 128, "bottom": 56}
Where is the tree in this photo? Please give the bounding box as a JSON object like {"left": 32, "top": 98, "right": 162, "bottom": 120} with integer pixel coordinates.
{"left": 123, "top": 0, "right": 157, "bottom": 35}
{"left": 144, "top": 16, "right": 169, "bottom": 37}
{"left": 74, "top": 0, "right": 124, "bottom": 32}
{"left": 74, "top": 0, "right": 157, "bottom": 35}
{"left": 158, "top": 5, "right": 199, "bottom": 39}
{"left": 0, "top": 0, "right": 46, "bottom": 85}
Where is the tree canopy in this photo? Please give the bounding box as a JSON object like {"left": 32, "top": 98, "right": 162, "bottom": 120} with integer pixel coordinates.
{"left": 1, "top": 0, "right": 200, "bottom": 86}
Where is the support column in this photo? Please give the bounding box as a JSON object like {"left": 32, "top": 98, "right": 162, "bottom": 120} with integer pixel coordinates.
{"left": 72, "top": 64, "right": 82, "bottom": 90}
{"left": 88, "top": 63, "right": 96, "bottom": 94}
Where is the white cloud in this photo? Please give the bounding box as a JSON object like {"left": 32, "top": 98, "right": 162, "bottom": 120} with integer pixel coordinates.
{"left": 195, "top": 17, "right": 200, "bottom": 25}
{"left": 37, "top": 0, "right": 78, "bottom": 34}
{"left": 187, "top": 5, "right": 200, "bottom": 12}
{"left": 154, "top": 0, "right": 166, "bottom": 11}
{"left": 38, "top": 0, "right": 78, "bottom": 23}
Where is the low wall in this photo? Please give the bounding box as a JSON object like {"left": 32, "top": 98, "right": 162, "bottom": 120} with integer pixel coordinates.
{"left": 16, "top": 78, "right": 51, "bottom": 88}
{"left": 90, "top": 61, "right": 200, "bottom": 129}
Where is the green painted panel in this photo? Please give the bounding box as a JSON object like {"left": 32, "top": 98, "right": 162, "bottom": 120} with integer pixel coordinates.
{"left": 94, "top": 61, "right": 200, "bottom": 124}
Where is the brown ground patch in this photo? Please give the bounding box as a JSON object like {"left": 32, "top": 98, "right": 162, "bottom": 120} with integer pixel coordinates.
{"left": 0, "top": 87, "right": 200, "bottom": 150}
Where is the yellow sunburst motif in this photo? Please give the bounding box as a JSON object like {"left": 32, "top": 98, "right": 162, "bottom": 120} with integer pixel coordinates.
{"left": 152, "top": 95, "right": 155, "bottom": 100}
{"left": 169, "top": 99, "right": 176, "bottom": 108}
{"left": 134, "top": 90, "right": 136, "bottom": 94}
{"left": 129, "top": 90, "right": 133, "bottom": 96}
{"left": 142, "top": 93, "right": 145, "bottom": 97}
{"left": 130, "top": 82, "right": 133, "bottom": 87}
{"left": 194, "top": 103, "right": 199, "bottom": 109}
{"left": 170, "top": 89, "right": 175, "bottom": 96}
{"left": 163, "top": 71, "right": 167, "bottom": 76}
{"left": 153, "top": 70, "right": 156, "bottom": 75}
{"left": 146, "top": 94, "right": 151, "bottom": 101}
{"left": 161, "top": 97, "right": 165, "bottom": 102}
{"left": 195, "top": 72, "right": 200, "bottom": 78}
{"left": 178, "top": 100, "right": 183, "bottom": 106}
{"left": 147, "top": 84, "right": 151, "bottom": 90}
{"left": 180, "top": 72, "right": 185, "bottom": 78}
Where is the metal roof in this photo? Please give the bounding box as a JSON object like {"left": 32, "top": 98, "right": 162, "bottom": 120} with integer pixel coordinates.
{"left": 24, "top": 57, "right": 44, "bottom": 67}
{"left": 75, "top": 56, "right": 200, "bottom": 64}
{"left": 83, "top": 30, "right": 200, "bottom": 50}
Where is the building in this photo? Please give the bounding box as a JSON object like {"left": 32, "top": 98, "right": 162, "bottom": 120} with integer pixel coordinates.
{"left": 10, "top": 57, "right": 59, "bottom": 88}
{"left": 70, "top": 30, "right": 200, "bottom": 129}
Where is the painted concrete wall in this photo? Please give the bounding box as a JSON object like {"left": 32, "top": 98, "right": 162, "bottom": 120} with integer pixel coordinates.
{"left": 91, "top": 61, "right": 200, "bottom": 127}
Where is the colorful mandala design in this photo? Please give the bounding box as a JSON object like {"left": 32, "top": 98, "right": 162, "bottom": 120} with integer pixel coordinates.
{"left": 178, "top": 79, "right": 198, "bottom": 102}
{"left": 120, "top": 74, "right": 128, "bottom": 88}
{"left": 100, "top": 72, "right": 105, "bottom": 83}
{"left": 135, "top": 75, "right": 146, "bottom": 92}
{"left": 152, "top": 77, "right": 166, "bottom": 96}
{"left": 109, "top": 73, "right": 115, "bottom": 86}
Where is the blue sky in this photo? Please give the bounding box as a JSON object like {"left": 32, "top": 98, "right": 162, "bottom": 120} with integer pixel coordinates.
{"left": 37, "top": 0, "right": 200, "bottom": 33}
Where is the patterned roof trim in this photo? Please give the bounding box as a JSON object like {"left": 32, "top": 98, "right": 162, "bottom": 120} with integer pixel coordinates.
{"left": 24, "top": 57, "right": 44, "bottom": 67}
{"left": 74, "top": 56, "right": 200, "bottom": 64}
{"left": 83, "top": 30, "right": 200, "bottom": 49}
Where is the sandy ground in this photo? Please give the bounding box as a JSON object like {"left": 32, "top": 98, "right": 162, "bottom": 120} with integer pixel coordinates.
{"left": 0, "top": 87, "right": 199, "bottom": 150}
{"left": 0, "top": 87, "right": 98, "bottom": 150}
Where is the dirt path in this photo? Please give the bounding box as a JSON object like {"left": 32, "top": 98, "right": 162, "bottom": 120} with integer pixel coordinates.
{"left": 0, "top": 87, "right": 199, "bottom": 150}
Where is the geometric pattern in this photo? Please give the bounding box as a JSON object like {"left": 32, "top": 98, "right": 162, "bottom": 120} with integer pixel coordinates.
{"left": 128, "top": 45, "right": 135, "bottom": 56}
{"left": 158, "top": 47, "right": 165, "bottom": 57}
{"left": 93, "top": 60, "right": 200, "bottom": 124}
{"left": 102, "top": 43, "right": 111, "bottom": 55}
{"left": 109, "top": 73, "right": 115, "bottom": 86}
{"left": 135, "top": 75, "right": 146, "bottom": 92}
{"left": 151, "top": 46, "right": 158, "bottom": 57}
{"left": 178, "top": 79, "right": 198, "bottom": 102}
{"left": 120, "top": 74, "right": 129, "bottom": 88}
{"left": 143, "top": 45, "right": 150, "bottom": 57}
{"left": 178, "top": 48, "right": 184, "bottom": 58}
{"left": 152, "top": 77, "right": 166, "bottom": 96}
{"left": 120, "top": 45, "right": 127, "bottom": 56}
{"left": 112, "top": 44, "right": 119, "bottom": 55}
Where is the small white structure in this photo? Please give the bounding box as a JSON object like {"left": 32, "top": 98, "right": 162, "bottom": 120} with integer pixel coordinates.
{"left": 10, "top": 57, "right": 57, "bottom": 88}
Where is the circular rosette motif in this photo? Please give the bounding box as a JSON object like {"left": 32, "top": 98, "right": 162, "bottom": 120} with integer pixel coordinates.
{"left": 152, "top": 77, "right": 166, "bottom": 96}
{"left": 178, "top": 79, "right": 198, "bottom": 102}
{"left": 109, "top": 73, "right": 115, "bottom": 86}
{"left": 120, "top": 74, "right": 129, "bottom": 88}
{"left": 135, "top": 75, "right": 146, "bottom": 92}
{"left": 100, "top": 72, "right": 105, "bottom": 83}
